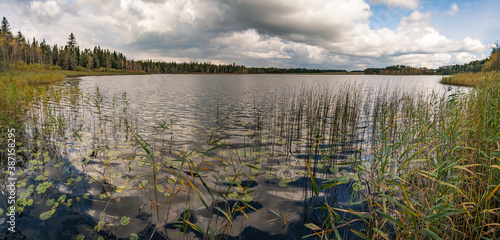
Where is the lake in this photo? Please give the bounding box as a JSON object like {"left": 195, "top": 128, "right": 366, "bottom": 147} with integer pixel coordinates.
{"left": 1, "top": 74, "right": 463, "bottom": 239}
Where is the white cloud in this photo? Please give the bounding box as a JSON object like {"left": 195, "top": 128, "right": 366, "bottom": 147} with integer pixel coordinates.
{"left": 454, "top": 52, "right": 480, "bottom": 63}
{"left": 29, "top": 1, "right": 61, "bottom": 21}
{"left": 445, "top": 3, "right": 459, "bottom": 16}
{"left": 369, "top": 0, "right": 419, "bottom": 9}
{"left": 0, "top": 0, "right": 489, "bottom": 69}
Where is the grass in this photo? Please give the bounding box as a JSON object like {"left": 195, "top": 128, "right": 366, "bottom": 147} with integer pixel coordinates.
{"left": 441, "top": 71, "right": 499, "bottom": 87}
{"left": 0, "top": 62, "right": 147, "bottom": 129}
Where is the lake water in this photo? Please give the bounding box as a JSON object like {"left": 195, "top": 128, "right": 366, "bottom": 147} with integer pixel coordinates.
{"left": 1, "top": 74, "right": 462, "bottom": 239}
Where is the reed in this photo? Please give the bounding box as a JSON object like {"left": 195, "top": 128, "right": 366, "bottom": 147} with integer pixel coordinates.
{"left": 441, "top": 71, "right": 498, "bottom": 87}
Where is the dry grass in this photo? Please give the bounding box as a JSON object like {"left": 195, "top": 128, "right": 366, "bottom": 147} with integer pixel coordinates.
{"left": 441, "top": 72, "right": 499, "bottom": 87}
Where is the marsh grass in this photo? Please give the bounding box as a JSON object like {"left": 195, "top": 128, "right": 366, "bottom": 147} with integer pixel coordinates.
{"left": 441, "top": 71, "right": 499, "bottom": 87}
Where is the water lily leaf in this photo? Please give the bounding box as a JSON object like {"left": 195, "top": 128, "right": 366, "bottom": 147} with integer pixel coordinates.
{"left": 36, "top": 182, "right": 52, "bottom": 194}
{"left": 94, "top": 221, "right": 105, "bottom": 232}
{"left": 46, "top": 198, "right": 56, "bottom": 206}
{"left": 35, "top": 175, "right": 47, "bottom": 181}
{"left": 120, "top": 216, "right": 131, "bottom": 226}
{"left": 39, "top": 210, "right": 55, "bottom": 220}
{"left": 76, "top": 234, "right": 85, "bottom": 240}
{"left": 83, "top": 193, "right": 90, "bottom": 199}
{"left": 279, "top": 178, "right": 292, "bottom": 187}
{"left": 227, "top": 192, "right": 238, "bottom": 199}
{"left": 115, "top": 186, "right": 124, "bottom": 193}
{"left": 241, "top": 194, "right": 253, "bottom": 202}
{"left": 57, "top": 195, "right": 67, "bottom": 203}
{"left": 130, "top": 233, "right": 138, "bottom": 240}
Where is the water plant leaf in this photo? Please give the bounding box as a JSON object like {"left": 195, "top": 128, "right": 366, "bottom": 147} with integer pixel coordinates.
{"left": 227, "top": 192, "right": 238, "bottom": 199}
{"left": 46, "top": 198, "right": 55, "bottom": 206}
{"left": 94, "top": 221, "right": 105, "bottom": 232}
{"left": 39, "top": 210, "right": 55, "bottom": 221}
{"left": 76, "top": 234, "right": 85, "bottom": 240}
{"left": 120, "top": 216, "right": 131, "bottom": 226}
{"left": 130, "top": 233, "right": 138, "bottom": 240}
{"left": 57, "top": 195, "right": 67, "bottom": 203}
{"left": 35, "top": 175, "right": 47, "bottom": 181}
{"left": 241, "top": 194, "right": 253, "bottom": 202}
{"left": 352, "top": 182, "right": 365, "bottom": 191}
{"left": 279, "top": 178, "right": 292, "bottom": 187}
{"left": 36, "top": 181, "right": 52, "bottom": 194}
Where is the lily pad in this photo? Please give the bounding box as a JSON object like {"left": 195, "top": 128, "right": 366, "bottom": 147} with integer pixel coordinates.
{"left": 120, "top": 216, "right": 131, "bottom": 226}
{"left": 39, "top": 210, "right": 55, "bottom": 220}
{"left": 130, "top": 233, "right": 138, "bottom": 240}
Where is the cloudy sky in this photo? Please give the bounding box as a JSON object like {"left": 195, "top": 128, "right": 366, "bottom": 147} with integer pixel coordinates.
{"left": 0, "top": 0, "right": 498, "bottom": 70}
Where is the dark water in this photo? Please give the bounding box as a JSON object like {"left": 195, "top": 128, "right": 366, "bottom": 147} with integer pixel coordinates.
{"left": 0, "top": 74, "right": 459, "bottom": 239}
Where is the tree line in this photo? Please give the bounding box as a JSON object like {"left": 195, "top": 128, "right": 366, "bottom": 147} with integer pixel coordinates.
{"left": 364, "top": 65, "right": 435, "bottom": 75}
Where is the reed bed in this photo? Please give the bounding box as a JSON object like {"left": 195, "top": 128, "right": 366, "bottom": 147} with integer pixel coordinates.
{"left": 441, "top": 71, "right": 499, "bottom": 87}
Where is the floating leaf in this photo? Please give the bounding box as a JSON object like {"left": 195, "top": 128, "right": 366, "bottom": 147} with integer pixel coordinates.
{"left": 279, "top": 178, "right": 292, "bottom": 187}
{"left": 227, "top": 192, "right": 238, "bottom": 199}
{"left": 98, "top": 237, "right": 104, "bottom": 240}
{"left": 83, "top": 193, "right": 90, "bottom": 199}
{"left": 115, "top": 186, "right": 124, "bottom": 193}
{"left": 36, "top": 182, "right": 52, "bottom": 194}
{"left": 352, "top": 182, "right": 365, "bottom": 191}
{"left": 35, "top": 175, "right": 47, "bottom": 181}
{"left": 99, "top": 194, "right": 106, "bottom": 199}
{"left": 130, "top": 233, "right": 138, "bottom": 240}
{"left": 46, "top": 198, "right": 56, "bottom": 206}
{"left": 57, "top": 195, "right": 67, "bottom": 203}
{"left": 120, "top": 216, "right": 131, "bottom": 226}
{"left": 39, "top": 210, "right": 55, "bottom": 220}
{"left": 94, "top": 221, "right": 105, "bottom": 232}
{"left": 330, "top": 167, "right": 339, "bottom": 174}
{"left": 242, "top": 194, "right": 253, "bottom": 202}
{"left": 76, "top": 234, "right": 85, "bottom": 240}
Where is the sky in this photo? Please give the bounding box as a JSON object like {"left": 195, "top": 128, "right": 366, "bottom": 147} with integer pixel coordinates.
{"left": 0, "top": 0, "right": 498, "bottom": 70}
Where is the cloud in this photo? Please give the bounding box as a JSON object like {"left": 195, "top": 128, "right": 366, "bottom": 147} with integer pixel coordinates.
{"left": 445, "top": 3, "right": 459, "bottom": 16}
{"left": 29, "top": 0, "right": 61, "bottom": 22}
{"left": 369, "top": 0, "right": 419, "bottom": 9}
{"left": 0, "top": 0, "right": 489, "bottom": 70}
